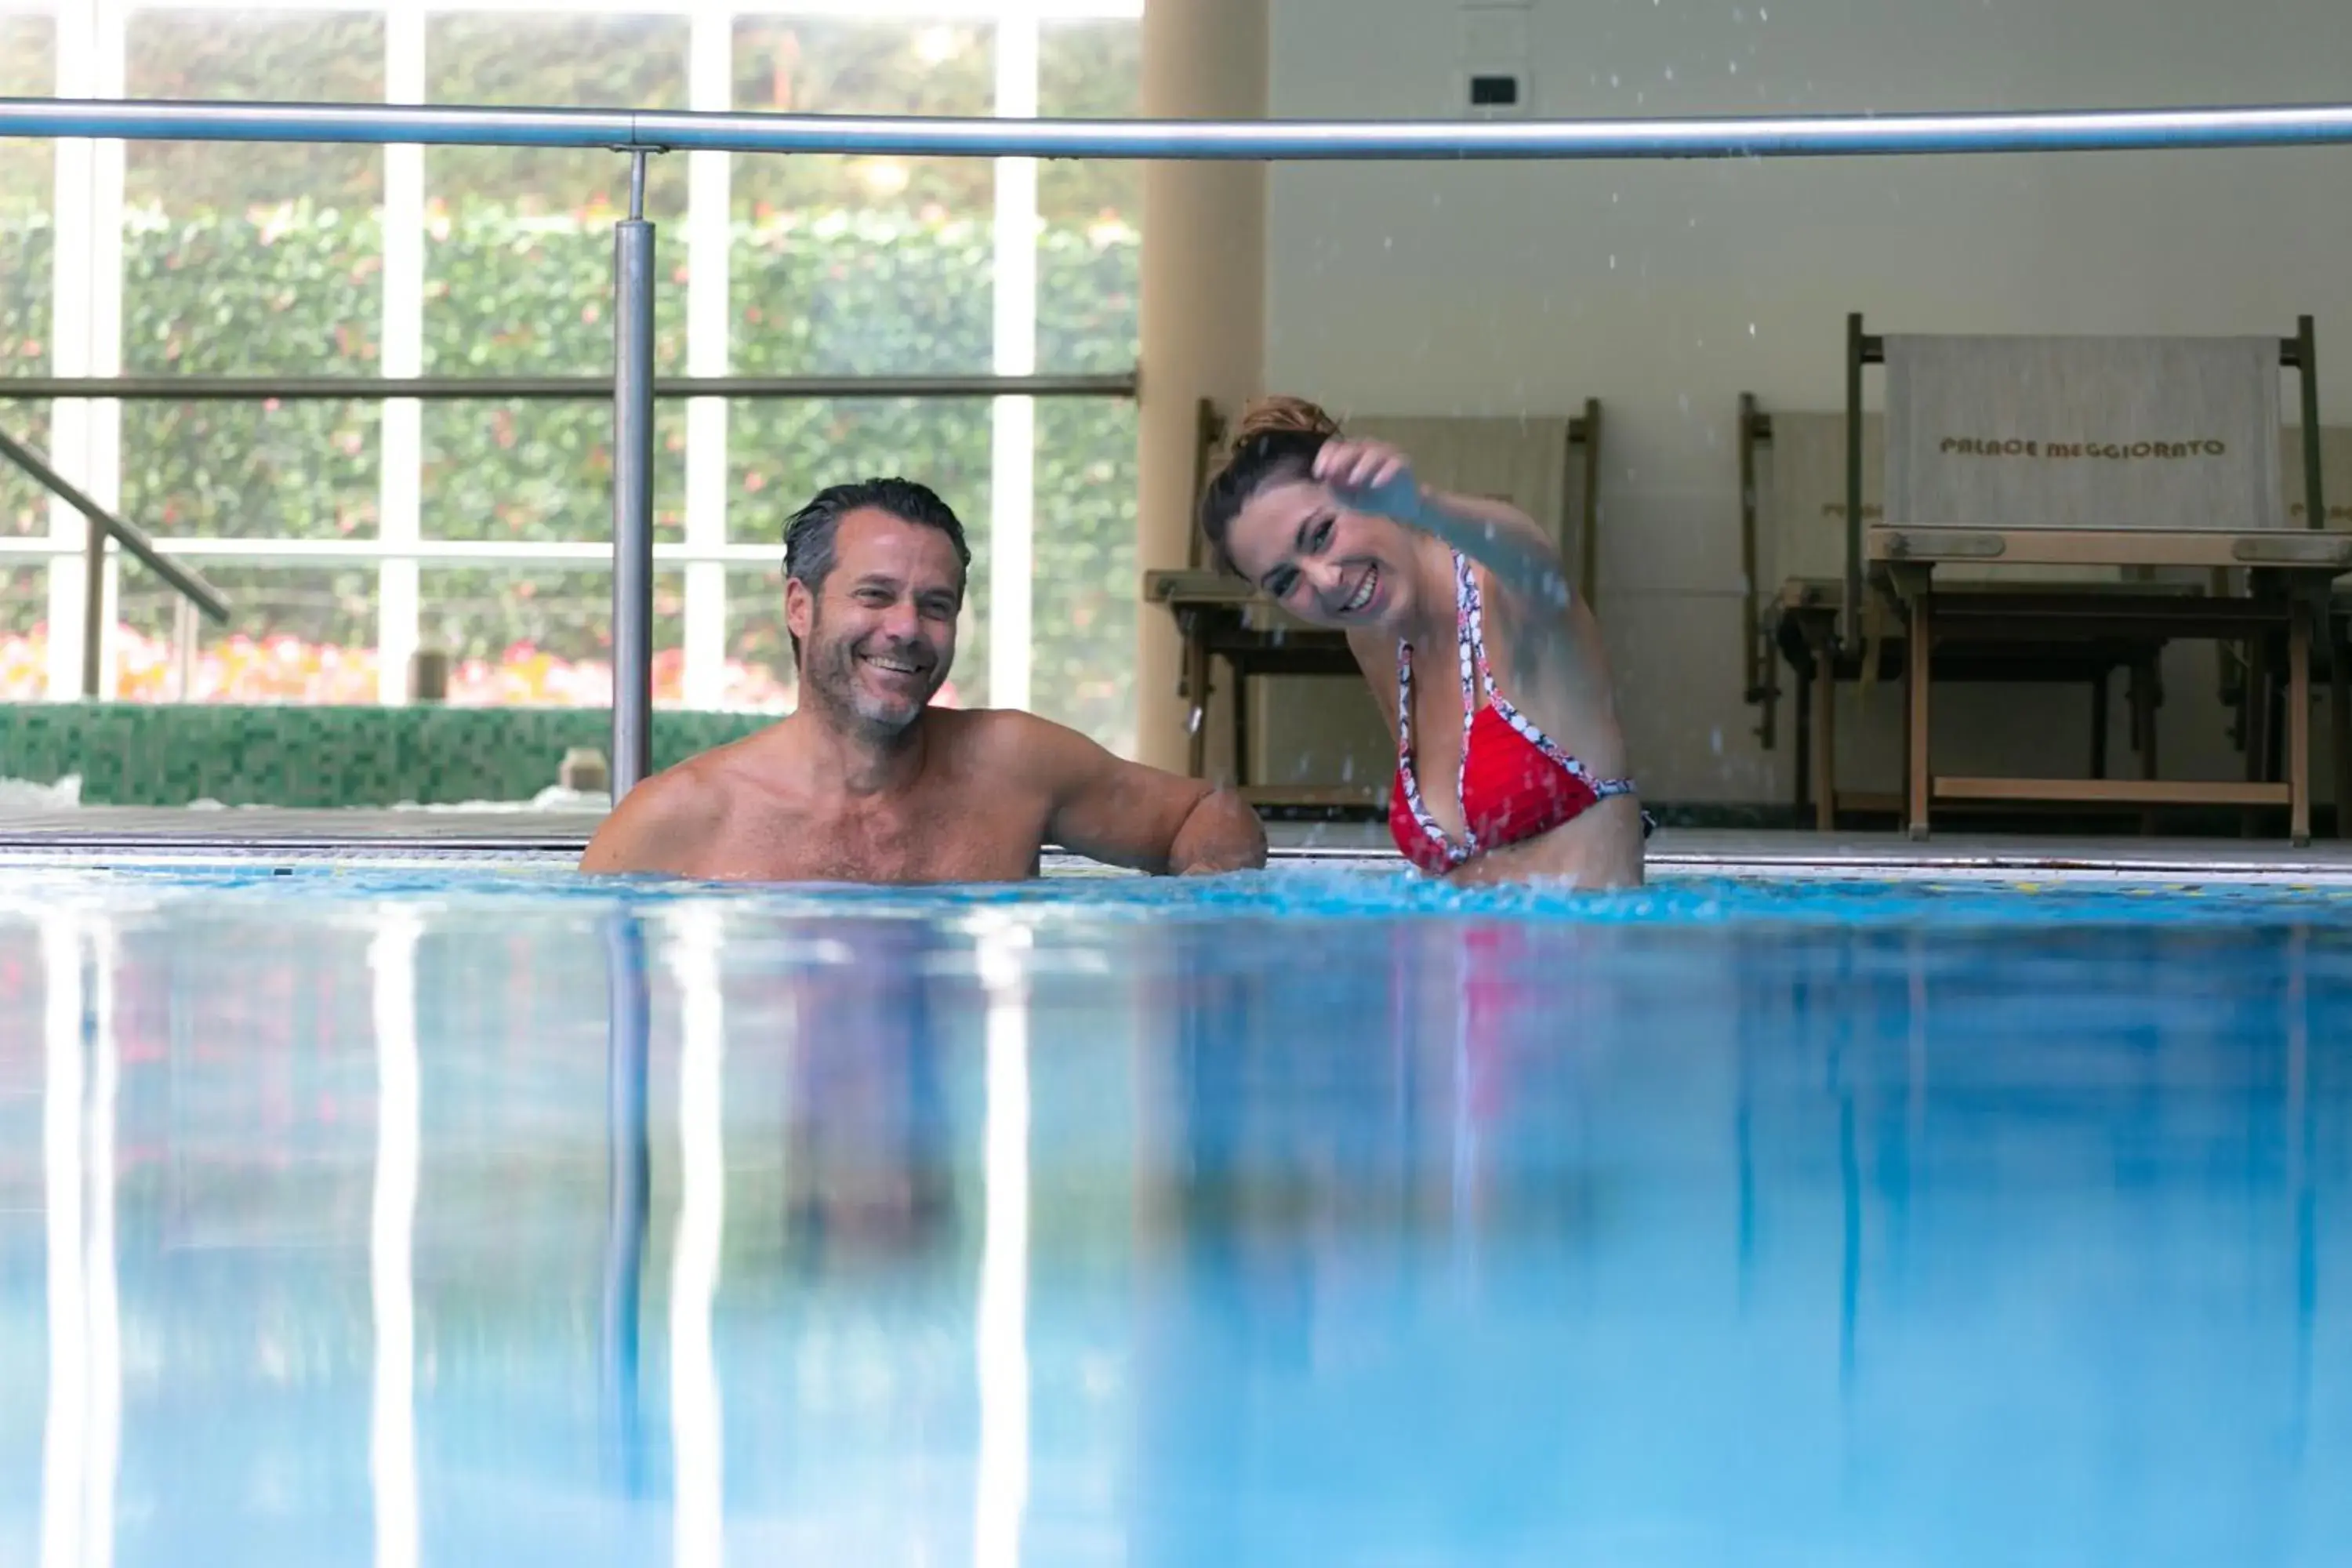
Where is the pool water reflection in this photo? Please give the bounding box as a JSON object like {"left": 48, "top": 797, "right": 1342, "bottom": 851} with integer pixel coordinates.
{"left": 0, "top": 869, "right": 2347, "bottom": 1565}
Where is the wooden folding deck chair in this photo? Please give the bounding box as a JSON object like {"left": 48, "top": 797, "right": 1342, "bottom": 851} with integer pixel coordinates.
{"left": 2256, "top": 422, "right": 2352, "bottom": 822}
{"left": 1739, "top": 397, "right": 2177, "bottom": 832}
{"left": 1853, "top": 315, "right": 2352, "bottom": 845}
{"left": 1143, "top": 398, "right": 1602, "bottom": 805}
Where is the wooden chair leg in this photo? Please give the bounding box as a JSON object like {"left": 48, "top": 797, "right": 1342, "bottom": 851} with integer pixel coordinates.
{"left": 2243, "top": 636, "right": 2271, "bottom": 838}
{"left": 1793, "top": 663, "right": 1814, "bottom": 824}
{"left": 1185, "top": 635, "right": 1212, "bottom": 779}
{"left": 1232, "top": 668, "right": 1252, "bottom": 790}
{"left": 1814, "top": 640, "right": 1837, "bottom": 833}
{"left": 2132, "top": 658, "right": 2161, "bottom": 836}
{"left": 2290, "top": 603, "right": 2311, "bottom": 848}
{"left": 1906, "top": 597, "right": 1933, "bottom": 841}
{"left": 2089, "top": 669, "right": 2111, "bottom": 780}
{"left": 2332, "top": 629, "right": 2352, "bottom": 841}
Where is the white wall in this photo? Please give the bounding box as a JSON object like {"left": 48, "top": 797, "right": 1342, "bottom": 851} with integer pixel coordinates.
{"left": 1261, "top": 0, "right": 2352, "bottom": 806}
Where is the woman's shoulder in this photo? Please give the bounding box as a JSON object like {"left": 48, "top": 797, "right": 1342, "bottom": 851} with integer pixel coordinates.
{"left": 1470, "top": 554, "right": 1579, "bottom": 688}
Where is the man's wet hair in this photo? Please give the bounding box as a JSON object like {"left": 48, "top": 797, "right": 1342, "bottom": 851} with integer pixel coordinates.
{"left": 782, "top": 477, "right": 972, "bottom": 659}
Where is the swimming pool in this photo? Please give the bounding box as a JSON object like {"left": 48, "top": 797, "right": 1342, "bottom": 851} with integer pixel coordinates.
{"left": 3, "top": 865, "right": 2347, "bottom": 1565}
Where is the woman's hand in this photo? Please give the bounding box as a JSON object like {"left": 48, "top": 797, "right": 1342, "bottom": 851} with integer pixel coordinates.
{"left": 1319, "top": 435, "right": 1570, "bottom": 612}
{"left": 1314, "top": 439, "right": 1423, "bottom": 522}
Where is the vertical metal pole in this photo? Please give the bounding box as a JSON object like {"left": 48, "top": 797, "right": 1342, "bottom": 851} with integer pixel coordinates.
{"left": 612, "top": 151, "right": 658, "bottom": 797}
{"left": 81, "top": 520, "right": 104, "bottom": 698}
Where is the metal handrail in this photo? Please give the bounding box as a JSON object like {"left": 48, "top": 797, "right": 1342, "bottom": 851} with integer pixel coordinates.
{"left": 7, "top": 96, "right": 2352, "bottom": 159}
{"left": 0, "top": 537, "right": 783, "bottom": 566}
{"left": 0, "top": 423, "right": 234, "bottom": 700}
{"left": 0, "top": 372, "right": 1137, "bottom": 401}
{"left": 0, "top": 426, "right": 230, "bottom": 619}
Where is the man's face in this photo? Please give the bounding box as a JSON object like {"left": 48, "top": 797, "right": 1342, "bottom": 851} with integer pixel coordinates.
{"left": 788, "top": 507, "right": 963, "bottom": 736}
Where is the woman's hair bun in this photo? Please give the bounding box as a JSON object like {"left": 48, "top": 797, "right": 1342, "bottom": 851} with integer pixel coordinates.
{"left": 1229, "top": 394, "right": 1341, "bottom": 453}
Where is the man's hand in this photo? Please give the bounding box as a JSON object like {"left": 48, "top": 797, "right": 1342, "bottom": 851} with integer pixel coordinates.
{"left": 1167, "top": 788, "right": 1272, "bottom": 875}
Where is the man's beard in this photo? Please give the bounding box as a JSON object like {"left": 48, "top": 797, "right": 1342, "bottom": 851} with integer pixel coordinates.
{"left": 804, "top": 619, "right": 943, "bottom": 741}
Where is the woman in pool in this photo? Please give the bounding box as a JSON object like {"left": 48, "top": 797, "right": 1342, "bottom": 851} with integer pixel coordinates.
{"left": 1200, "top": 397, "right": 1646, "bottom": 890}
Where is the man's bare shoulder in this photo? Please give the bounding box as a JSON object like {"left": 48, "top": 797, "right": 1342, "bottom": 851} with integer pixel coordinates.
{"left": 933, "top": 707, "right": 1095, "bottom": 779}
{"left": 937, "top": 708, "right": 1214, "bottom": 815}
{"left": 641, "top": 753, "right": 741, "bottom": 820}
{"left": 579, "top": 729, "right": 786, "bottom": 873}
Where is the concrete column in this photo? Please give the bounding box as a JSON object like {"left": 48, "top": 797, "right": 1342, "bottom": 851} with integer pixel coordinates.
{"left": 1135, "top": 0, "right": 1268, "bottom": 774}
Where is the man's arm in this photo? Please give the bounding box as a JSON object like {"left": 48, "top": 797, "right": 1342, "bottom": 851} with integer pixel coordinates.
{"left": 1011, "top": 715, "right": 1267, "bottom": 875}
{"left": 578, "top": 769, "right": 727, "bottom": 877}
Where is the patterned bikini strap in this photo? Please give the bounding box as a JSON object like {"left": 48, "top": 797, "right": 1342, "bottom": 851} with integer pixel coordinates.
{"left": 1404, "top": 551, "right": 1504, "bottom": 735}
{"left": 1453, "top": 551, "right": 1501, "bottom": 705}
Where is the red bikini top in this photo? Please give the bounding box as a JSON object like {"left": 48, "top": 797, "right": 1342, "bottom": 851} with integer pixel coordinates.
{"left": 1387, "top": 552, "right": 1638, "bottom": 876}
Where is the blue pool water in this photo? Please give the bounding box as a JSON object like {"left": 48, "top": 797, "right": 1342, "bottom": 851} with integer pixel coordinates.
{"left": 2, "top": 864, "right": 2348, "bottom": 1565}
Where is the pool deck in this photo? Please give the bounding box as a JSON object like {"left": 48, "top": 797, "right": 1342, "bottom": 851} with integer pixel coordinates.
{"left": 0, "top": 803, "right": 2348, "bottom": 883}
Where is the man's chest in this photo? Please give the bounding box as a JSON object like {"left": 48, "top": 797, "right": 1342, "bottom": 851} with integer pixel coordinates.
{"left": 695, "top": 791, "right": 1050, "bottom": 884}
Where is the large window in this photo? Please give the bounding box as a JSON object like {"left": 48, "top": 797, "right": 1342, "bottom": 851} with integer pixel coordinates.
{"left": 119, "top": 9, "right": 387, "bottom": 700}
{"left": 0, "top": 0, "right": 1144, "bottom": 754}
{"left": 0, "top": 6, "right": 58, "bottom": 669}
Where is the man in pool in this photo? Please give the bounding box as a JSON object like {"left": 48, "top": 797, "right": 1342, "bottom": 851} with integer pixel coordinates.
{"left": 579, "top": 477, "right": 1268, "bottom": 884}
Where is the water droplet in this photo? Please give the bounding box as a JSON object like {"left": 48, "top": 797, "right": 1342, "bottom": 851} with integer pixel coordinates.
{"left": 1341, "top": 756, "right": 1356, "bottom": 782}
{"left": 1748, "top": 322, "right": 1757, "bottom": 336}
{"left": 1609, "top": 255, "right": 1617, "bottom": 269}
{"left": 1664, "top": 66, "right": 1675, "bottom": 82}
{"left": 1610, "top": 72, "right": 1621, "bottom": 87}
{"left": 1187, "top": 706, "right": 1204, "bottom": 735}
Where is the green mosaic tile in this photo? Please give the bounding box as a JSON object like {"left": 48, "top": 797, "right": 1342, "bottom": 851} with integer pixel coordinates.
{"left": 0, "top": 703, "right": 775, "bottom": 808}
